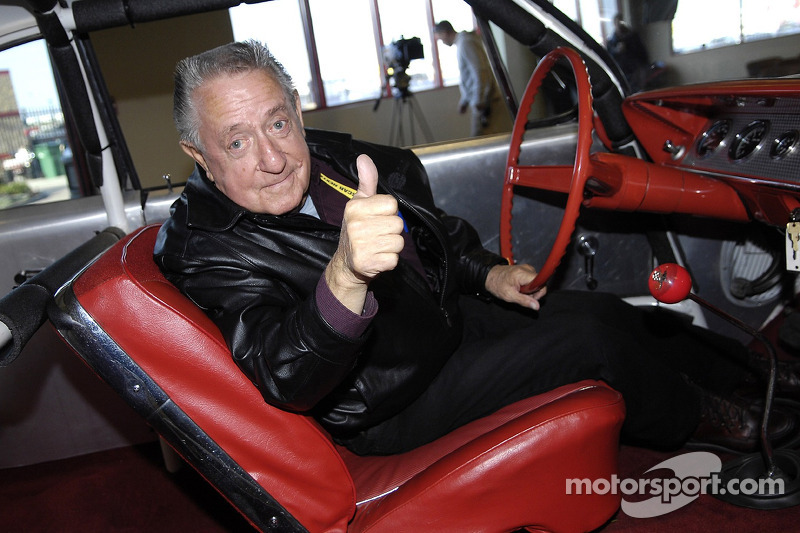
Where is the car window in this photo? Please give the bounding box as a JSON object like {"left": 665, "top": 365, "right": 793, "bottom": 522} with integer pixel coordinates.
{"left": 0, "top": 39, "right": 79, "bottom": 210}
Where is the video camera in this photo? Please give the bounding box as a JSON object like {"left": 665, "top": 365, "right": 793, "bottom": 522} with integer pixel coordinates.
{"left": 382, "top": 36, "right": 424, "bottom": 98}
{"left": 383, "top": 36, "right": 424, "bottom": 72}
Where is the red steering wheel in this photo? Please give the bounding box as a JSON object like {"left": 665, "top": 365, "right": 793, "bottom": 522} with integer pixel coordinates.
{"left": 500, "top": 47, "right": 594, "bottom": 294}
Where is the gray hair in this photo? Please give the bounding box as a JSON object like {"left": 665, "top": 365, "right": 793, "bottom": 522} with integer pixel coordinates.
{"left": 173, "top": 40, "right": 297, "bottom": 150}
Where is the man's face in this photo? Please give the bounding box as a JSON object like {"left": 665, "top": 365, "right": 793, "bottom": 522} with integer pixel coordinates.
{"left": 183, "top": 69, "right": 311, "bottom": 215}
{"left": 435, "top": 31, "right": 455, "bottom": 47}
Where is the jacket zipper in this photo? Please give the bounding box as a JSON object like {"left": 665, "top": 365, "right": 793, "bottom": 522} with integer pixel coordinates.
{"left": 323, "top": 153, "right": 453, "bottom": 326}
{"left": 392, "top": 192, "right": 452, "bottom": 325}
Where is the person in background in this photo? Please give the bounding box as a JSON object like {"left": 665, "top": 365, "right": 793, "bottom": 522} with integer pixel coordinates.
{"left": 606, "top": 13, "right": 650, "bottom": 92}
{"left": 434, "top": 20, "right": 510, "bottom": 137}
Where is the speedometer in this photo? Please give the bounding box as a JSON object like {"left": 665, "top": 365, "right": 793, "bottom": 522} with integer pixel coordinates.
{"left": 728, "top": 120, "right": 769, "bottom": 161}
{"left": 696, "top": 119, "right": 730, "bottom": 157}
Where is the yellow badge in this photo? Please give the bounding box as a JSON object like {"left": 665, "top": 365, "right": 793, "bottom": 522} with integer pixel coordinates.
{"left": 320, "top": 173, "right": 356, "bottom": 199}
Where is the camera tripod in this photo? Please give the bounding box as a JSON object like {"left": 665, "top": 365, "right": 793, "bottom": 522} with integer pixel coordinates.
{"left": 374, "top": 73, "right": 434, "bottom": 147}
{"left": 387, "top": 90, "right": 434, "bottom": 147}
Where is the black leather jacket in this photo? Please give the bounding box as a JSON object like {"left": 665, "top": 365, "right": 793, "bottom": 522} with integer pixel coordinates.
{"left": 154, "top": 129, "right": 504, "bottom": 437}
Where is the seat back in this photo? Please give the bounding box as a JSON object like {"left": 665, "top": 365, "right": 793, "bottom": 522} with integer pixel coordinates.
{"left": 55, "top": 224, "right": 355, "bottom": 532}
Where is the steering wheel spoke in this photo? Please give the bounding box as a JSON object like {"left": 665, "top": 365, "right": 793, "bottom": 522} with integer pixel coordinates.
{"left": 509, "top": 165, "right": 574, "bottom": 193}
{"left": 500, "top": 47, "right": 595, "bottom": 294}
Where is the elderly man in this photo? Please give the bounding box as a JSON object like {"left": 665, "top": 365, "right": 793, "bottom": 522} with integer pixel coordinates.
{"left": 154, "top": 40, "right": 797, "bottom": 456}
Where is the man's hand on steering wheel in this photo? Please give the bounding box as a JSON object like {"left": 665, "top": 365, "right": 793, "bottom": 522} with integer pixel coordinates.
{"left": 485, "top": 264, "right": 548, "bottom": 310}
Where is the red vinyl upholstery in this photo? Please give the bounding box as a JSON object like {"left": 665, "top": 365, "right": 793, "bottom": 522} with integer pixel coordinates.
{"left": 70, "top": 224, "right": 625, "bottom": 532}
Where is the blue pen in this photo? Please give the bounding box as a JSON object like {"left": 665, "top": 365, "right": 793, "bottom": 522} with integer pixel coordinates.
{"left": 397, "top": 210, "right": 409, "bottom": 233}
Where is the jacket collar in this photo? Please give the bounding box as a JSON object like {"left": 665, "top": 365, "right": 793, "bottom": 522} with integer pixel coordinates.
{"left": 183, "top": 164, "right": 248, "bottom": 231}
{"left": 305, "top": 128, "right": 361, "bottom": 179}
{"left": 306, "top": 128, "right": 412, "bottom": 197}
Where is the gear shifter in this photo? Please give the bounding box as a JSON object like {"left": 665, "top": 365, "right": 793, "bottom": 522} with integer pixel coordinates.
{"left": 649, "top": 263, "right": 800, "bottom": 509}
{"left": 577, "top": 235, "right": 599, "bottom": 290}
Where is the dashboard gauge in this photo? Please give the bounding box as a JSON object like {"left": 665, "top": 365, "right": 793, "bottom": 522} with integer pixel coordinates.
{"left": 696, "top": 120, "right": 730, "bottom": 157}
{"left": 728, "top": 120, "right": 768, "bottom": 161}
{"left": 770, "top": 129, "right": 799, "bottom": 159}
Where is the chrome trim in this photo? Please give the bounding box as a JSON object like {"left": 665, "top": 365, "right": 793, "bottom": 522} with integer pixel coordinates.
{"left": 51, "top": 287, "right": 307, "bottom": 533}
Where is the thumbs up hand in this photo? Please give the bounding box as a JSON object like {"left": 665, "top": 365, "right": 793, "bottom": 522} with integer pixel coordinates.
{"left": 354, "top": 153, "right": 379, "bottom": 198}
{"left": 325, "top": 155, "right": 405, "bottom": 314}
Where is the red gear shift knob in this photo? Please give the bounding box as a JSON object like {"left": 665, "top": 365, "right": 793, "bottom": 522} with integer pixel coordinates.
{"left": 648, "top": 263, "right": 692, "bottom": 304}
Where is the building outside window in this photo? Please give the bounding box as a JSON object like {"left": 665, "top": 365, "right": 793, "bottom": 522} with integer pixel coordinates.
{"left": 0, "top": 39, "right": 74, "bottom": 210}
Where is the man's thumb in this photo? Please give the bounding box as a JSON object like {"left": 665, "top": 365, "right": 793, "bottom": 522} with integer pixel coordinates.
{"left": 355, "top": 154, "right": 378, "bottom": 198}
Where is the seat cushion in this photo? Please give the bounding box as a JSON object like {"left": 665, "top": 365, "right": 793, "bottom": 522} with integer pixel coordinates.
{"left": 344, "top": 380, "right": 625, "bottom": 532}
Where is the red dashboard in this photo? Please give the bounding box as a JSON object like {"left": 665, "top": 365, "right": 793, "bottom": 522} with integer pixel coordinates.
{"left": 619, "top": 78, "right": 800, "bottom": 226}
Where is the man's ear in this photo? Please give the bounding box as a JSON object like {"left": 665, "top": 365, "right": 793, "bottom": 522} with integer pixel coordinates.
{"left": 180, "top": 142, "right": 211, "bottom": 179}
{"left": 293, "top": 91, "right": 304, "bottom": 129}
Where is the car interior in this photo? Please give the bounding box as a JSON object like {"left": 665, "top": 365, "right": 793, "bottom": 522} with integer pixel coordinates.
{"left": 2, "top": 0, "right": 800, "bottom": 531}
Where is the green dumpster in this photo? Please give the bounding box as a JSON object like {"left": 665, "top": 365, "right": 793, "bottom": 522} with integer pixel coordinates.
{"left": 33, "top": 142, "right": 66, "bottom": 178}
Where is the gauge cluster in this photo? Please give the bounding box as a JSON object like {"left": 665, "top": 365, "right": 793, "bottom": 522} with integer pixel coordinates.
{"left": 682, "top": 97, "right": 800, "bottom": 184}
{"left": 622, "top": 81, "right": 800, "bottom": 226}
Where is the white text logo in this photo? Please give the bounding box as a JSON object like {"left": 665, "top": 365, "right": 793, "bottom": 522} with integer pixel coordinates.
{"left": 566, "top": 452, "right": 785, "bottom": 518}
